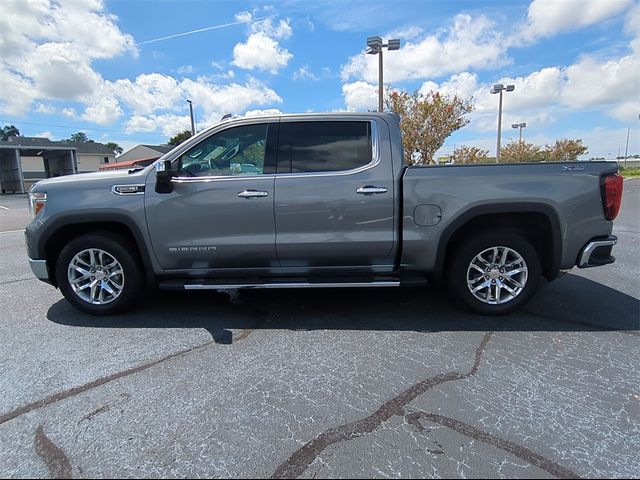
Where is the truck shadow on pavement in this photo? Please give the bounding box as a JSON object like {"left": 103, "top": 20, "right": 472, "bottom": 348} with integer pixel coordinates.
{"left": 47, "top": 273, "right": 639, "bottom": 340}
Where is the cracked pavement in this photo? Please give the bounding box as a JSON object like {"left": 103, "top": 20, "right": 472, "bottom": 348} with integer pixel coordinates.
{"left": 0, "top": 180, "right": 638, "bottom": 479}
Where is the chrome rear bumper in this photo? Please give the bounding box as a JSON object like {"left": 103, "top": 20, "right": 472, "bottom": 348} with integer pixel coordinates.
{"left": 578, "top": 236, "right": 617, "bottom": 268}
{"left": 29, "top": 258, "right": 50, "bottom": 281}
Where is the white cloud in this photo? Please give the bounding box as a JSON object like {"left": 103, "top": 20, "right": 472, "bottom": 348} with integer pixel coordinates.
{"left": 609, "top": 100, "right": 640, "bottom": 122}
{"left": 625, "top": 2, "right": 640, "bottom": 35}
{"left": 0, "top": 0, "right": 135, "bottom": 116}
{"left": 62, "top": 107, "right": 78, "bottom": 118}
{"left": 81, "top": 88, "right": 123, "bottom": 125}
{"left": 232, "top": 32, "right": 293, "bottom": 73}
{"left": 117, "top": 77, "right": 282, "bottom": 134}
{"left": 342, "top": 81, "right": 378, "bottom": 111}
{"left": 416, "top": 37, "right": 639, "bottom": 133}
{"left": 174, "top": 65, "right": 194, "bottom": 75}
{"left": 179, "top": 78, "right": 281, "bottom": 117}
{"left": 232, "top": 13, "right": 293, "bottom": 73}
{"left": 292, "top": 66, "right": 318, "bottom": 81}
{"left": 235, "top": 11, "right": 292, "bottom": 39}
{"left": 125, "top": 114, "right": 192, "bottom": 137}
{"left": 387, "top": 26, "right": 424, "bottom": 42}
{"left": 35, "top": 103, "right": 56, "bottom": 114}
{"left": 562, "top": 52, "right": 639, "bottom": 109}
{"left": 113, "top": 74, "right": 182, "bottom": 115}
{"left": 521, "top": 0, "right": 633, "bottom": 41}
{"left": 342, "top": 14, "right": 509, "bottom": 84}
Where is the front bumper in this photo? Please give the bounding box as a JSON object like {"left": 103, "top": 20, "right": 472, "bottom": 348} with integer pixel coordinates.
{"left": 577, "top": 235, "right": 617, "bottom": 268}
{"left": 29, "top": 258, "right": 50, "bottom": 282}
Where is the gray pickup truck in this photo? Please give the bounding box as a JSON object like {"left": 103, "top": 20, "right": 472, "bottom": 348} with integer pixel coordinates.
{"left": 25, "top": 113, "right": 623, "bottom": 315}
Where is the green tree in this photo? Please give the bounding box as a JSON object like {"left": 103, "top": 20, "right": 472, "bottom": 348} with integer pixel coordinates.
{"left": 63, "top": 132, "right": 94, "bottom": 143}
{"left": 168, "top": 130, "right": 192, "bottom": 146}
{"left": 453, "top": 145, "right": 490, "bottom": 164}
{"left": 105, "top": 142, "right": 123, "bottom": 155}
{"left": 385, "top": 89, "right": 474, "bottom": 165}
{"left": 0, "top": 125, "right": 20, "bottom": 141}
{"left": 542, "top": 139, "right": 588, "bottom": 161}
{"left": 500, "top": 141, "right": 544, "bottom": 163}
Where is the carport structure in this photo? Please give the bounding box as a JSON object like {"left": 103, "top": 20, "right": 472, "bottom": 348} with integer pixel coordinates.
{"left": 0, "top": 138, "right": 78, "bottom": 193}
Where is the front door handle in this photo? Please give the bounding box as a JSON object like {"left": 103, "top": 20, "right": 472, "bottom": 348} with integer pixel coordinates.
{"left": 238, "top": 189, "right": 269, "bottom": 198}
{"left": 356, "top": 185, "right": 388, "bottom": 195}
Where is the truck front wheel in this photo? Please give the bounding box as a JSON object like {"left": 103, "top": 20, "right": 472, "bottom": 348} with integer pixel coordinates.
{"left": 55, "top": 233, "right": 143, "bottom": 315}
{"left": 449, "top": 231, "right": 541, "bottom": 315}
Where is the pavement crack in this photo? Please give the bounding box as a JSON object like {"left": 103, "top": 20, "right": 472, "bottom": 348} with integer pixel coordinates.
{"left": 271, "top": 332, "right": 493, "bottom": 479}
{"left": 406, "top": 411, "right": 579, "bottom": 479}
{"left": 0, "top": 277, "right": 36, "bottom": 286}
{"left": 34, "top": 425, "right": 73, "bottom": 479}
{"left": 0, "top": 341, "right": 216, "bottom": 426}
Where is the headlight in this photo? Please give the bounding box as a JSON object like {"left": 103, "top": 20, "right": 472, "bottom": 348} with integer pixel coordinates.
{"left": 28, "top": 192, "right": 46, "bottom": 218}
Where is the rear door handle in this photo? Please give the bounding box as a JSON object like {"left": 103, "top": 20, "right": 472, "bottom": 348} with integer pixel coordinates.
{"left": 238, "top": 189, "right": 269, "bottom": 198}
{"left": 356, "top": 185, "right": 388, "bottom": 195}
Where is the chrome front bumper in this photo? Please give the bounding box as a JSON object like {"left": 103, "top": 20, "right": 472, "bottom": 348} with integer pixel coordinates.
{"left": 29, "top": 258, "right": 50, "bottom": 281}
{"left": 578, "top": 236, "right": 617, "bottom": 268}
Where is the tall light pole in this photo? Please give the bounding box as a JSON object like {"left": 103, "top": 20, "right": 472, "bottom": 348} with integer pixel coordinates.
{"left": 366, "top": 36, "right": 400, "bottom": 112}
{"left": 491, "top": 83, "right": 515, "bottom": 162}
{"left": 511, "top": 122, "right": 526, "bottom": 143}
{"left": 186, "top": 99, "right": 196, "bottom": 135}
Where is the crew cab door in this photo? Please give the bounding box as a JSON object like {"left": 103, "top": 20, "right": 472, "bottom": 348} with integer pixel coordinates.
{"left": 145, "top": 122, "right": 278, "bottom": 271}
{"left": 274, "top": 118, "right": 395, "bottom": 270}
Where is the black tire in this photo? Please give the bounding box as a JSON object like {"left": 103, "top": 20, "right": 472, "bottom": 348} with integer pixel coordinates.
{"left": 55, "top": 232, "right": 143, "bottom": 315}
{"left": 449, "top": 230, "right": 541, "bottom": 315}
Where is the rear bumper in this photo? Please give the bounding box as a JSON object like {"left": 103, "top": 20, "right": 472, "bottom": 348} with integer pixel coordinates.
{"left": 577, "top": 235, "right": 617, "bottom": 268}
{"left": 29, "top": 258, "right": 51, "bottom": 283}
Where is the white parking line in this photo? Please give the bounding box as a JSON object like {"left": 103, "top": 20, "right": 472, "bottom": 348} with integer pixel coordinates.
{"left": 0, "top": 229, "right": 25, "bottom": 234}
{"left": 0, "top": 205, "right": 9, "bottom": 210}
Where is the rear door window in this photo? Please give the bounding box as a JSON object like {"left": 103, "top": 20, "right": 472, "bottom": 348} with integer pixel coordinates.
{"left": 286, "top": 121, "right": 372, "bottom": 173}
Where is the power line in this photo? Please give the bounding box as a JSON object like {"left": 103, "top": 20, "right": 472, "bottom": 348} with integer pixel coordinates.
{"left": 1, "top": 118, "right": 169, "bottom": 136}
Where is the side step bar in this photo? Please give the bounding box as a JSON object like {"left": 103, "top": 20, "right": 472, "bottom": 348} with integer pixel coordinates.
{"left": 159, "top": 280, "right": 401, "bottom": 291}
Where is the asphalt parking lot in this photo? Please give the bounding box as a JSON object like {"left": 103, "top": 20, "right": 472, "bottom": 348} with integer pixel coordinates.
{"left": 0, "top": 180, "right": 638, "bottom": 479}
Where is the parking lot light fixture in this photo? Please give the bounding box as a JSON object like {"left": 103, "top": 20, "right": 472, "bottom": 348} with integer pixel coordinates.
{"left": 512, "top": 122, "right": 527, "bottom": 143}
{"left": 491, "top": 84, "right": 515, "bottom": 162}
{"left": 366, "top": 36, "right": 401, "bottom": 113}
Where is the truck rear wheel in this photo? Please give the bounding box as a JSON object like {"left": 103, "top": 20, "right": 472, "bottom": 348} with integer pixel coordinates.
{"left": 55, "top": 233, "right": 143, "bottom": 315}
{"left": 449, "top": 230, "right": 541, "bottom": 315}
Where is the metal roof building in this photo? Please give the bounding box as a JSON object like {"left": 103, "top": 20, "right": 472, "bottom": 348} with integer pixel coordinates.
{"left": 0, "top": 137, "right": 115, "bottom": 193}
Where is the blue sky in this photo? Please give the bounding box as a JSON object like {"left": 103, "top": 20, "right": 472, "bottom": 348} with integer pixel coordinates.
{"left": 0, "top": 0, "right": 638, "bottom": 158}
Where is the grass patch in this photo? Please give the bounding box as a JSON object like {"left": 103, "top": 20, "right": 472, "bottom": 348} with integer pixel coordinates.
{"left": 619, "top": 167, "right": 640, "bottom": 177}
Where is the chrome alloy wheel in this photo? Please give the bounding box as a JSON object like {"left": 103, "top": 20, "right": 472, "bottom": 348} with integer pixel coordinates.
{"left": 466, "top": 246, "right": 528, "bottom": 305}
{"left": 67, "top": 248, "right": 125, "bottom": 305}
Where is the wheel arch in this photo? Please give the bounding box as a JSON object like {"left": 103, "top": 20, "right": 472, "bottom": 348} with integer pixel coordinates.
{"left": 435, "top": 203, "right": 562, "bottom": 281}
{"left": 39, "top": 214, "right": 154, "bottom": 288}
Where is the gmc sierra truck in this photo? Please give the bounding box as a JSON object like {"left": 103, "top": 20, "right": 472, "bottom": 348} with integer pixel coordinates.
{"left": 24, "top": 113, "right": 623, "bottom": 315}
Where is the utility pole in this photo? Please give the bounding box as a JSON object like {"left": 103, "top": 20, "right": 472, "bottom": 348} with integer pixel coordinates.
{"left": 624, "top": 127, "right": 630, "bottom": 168}
{"left": 187, "top": 99, "right": 195, "bottom": 135}
{"left": 490, "top": 84, "right": 515, "bottom": 163}
{"left": 366, "top": 37, "right": 400, "bottom": 113}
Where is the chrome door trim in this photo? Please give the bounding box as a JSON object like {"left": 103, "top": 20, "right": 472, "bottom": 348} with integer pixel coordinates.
{"left": 172, "top": 175, "right": 276, "bottom": 184}
{"left": 184, "top": 281, "right": 400, "bottom": 290}
{"left": 276, "top": 120, "right": 381, "bottom": 179}
{"left": 170, "top": 119, "right": 382, "bottom": 182}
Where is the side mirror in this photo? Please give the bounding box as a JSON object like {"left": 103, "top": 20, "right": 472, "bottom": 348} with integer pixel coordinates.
{"left": 155, "top": 159, "right": 173, "bottom": 194}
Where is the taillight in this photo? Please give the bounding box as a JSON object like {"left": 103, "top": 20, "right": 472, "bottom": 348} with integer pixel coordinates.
{"left": 601, "top": 173, "right": 623, "bottom": 221}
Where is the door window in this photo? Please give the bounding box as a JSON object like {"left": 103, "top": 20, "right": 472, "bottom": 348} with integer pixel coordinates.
{"left": 178, "top": 124, "right": 269, "bottom": 177}
{"left": 287, "top": 121, "right": 372, "bottom": 173}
